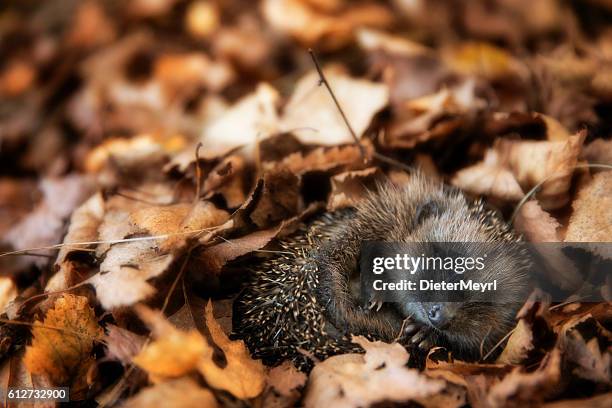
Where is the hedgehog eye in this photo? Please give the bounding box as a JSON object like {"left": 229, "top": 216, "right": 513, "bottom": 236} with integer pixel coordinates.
{"left": 414, "top": 200, "right": 441, "bottom": 226}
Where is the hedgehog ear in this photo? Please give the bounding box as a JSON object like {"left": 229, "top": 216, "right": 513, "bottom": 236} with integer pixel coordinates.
{"left": 414, "top": 200, "right": 441, "bottom": 226}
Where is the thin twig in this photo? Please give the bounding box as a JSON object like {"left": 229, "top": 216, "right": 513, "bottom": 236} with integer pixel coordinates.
{"left": 308, "top": 49, "right": 414, "bottom": 173}
{"left": 308, "top": 49, "right": 365, "bottom": 160}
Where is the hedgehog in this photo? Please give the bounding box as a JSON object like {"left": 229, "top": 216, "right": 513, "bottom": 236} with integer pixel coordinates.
{"left": 233, "top": 174, "right": 531, "bottom": 370}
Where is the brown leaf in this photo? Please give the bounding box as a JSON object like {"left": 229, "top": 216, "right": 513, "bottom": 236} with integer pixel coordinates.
{"left": 500, "top": 131, "right": 586, "bottom": 210}
{"left": 565, "top": 171, "right": 612, "bottom": 243}
{"left": 263, "top": 361, "right": 307, "bottom": 408}
{"left": 327, "top": 167, "right": 383, "bottom": 210}
{"left": 497, "top": 319, "right": 534, "bottom": 365}
{"left": 280, "top": 68, "right": 389, "bottom": 146}
{"left": 133, "top": 303, "right": 266, "bottom": 399}
{"left": 24, "top": 295, "right": 103, "bottom": 389}
{"left": 304, "top": 336, "right": 446, "bottom": 407}
{"left": 514, "top": 201, "right": 561, "bottom": 242}
{"left": 487, "top": 349, "right": 562, "bottom": 407}
{"left": 200, "top": 83, "right": 279, "bottom": 159}
{"left": 581, "top": 139, "right": 612, "bottom": 168}
{"left": 105, "top": 324, "right": 146, "bottom": 364}
{"left": 123, "top": 377, "right": 218, "bottom": 408}
{"left": 262, "top": 0, "right": 392, "bottom": 50}
{"left": 452, "top": 149, "right": 524, "bottom": 201}
{"left": 88, "top": 201, "right": 229, "bottom": 309}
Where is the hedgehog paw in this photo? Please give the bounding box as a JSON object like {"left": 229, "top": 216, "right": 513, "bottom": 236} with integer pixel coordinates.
{"left": 367, "top": 294, "right": 384, "bottom": 312}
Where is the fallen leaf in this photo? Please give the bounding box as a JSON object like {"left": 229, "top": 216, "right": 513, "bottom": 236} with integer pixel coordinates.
{"left": 263, "top": 361, "right": 307, "bottom": 408}
{"left": 487, "top": 349, "right": 562, "bottom": 407}
{"left": 88, "top": 201, "right": 229, "bottom": 309}
{"left": 304, "top": 336, "right": 446, "bottom": 408}
{"left": 3, "top": 175, "right": 94, "bottom": 267}
{"left": 133, "top": 303, "right": 266, "bottom": 399}
{"left": 0, "top": 277, "right": 17, "bottom": 313}
{"left": 122, "top": 377, "right": 219, "bottom": 408}
{"left": 327, "top": 167, "right": 383, "bottom": 210}
{"left": 501, "top": 131, "right": 586, "bottom": 210}
{"left": 452, "top": 149, "right": 524, "bottom": 201}
{"left": 497, "top": 319, "right": 534, "bottom": 365}
{"left": 24, "top": 295, "right": 103, "bottom": 391}
{"left": 200, "top": 83, "right": 279, "bottom": 159}
{"left": 581, "top": 139, "right": 612, "bottom": 168}
{"left": 565, "top": 171, "right": 612, "bottom": 243}
{"left": 105, "top": 324, "right": 146, "bottom": 364}
{"left": 262, "top": 0, "right": 392, "bottom": 50}
{"left": 514, "top": 201, "right": 560, "bottom": 242}
{"left": 123, "top": 377, "right": 218, "bottom": 408}
{"left": 280, "top": 68, "right": 388, "bottom": 146}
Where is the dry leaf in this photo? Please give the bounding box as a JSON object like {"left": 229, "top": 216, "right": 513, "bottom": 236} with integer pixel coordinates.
{"left": 444, "top": 42, "right": 527, "bottom": 80}
{"left": 487, "top": 349, "right": 562, "bottom": 407}
{"left": 105, "top": 324, "right": 146, "bottom": 364}
{"left": 123, "top": 377, "right": 218, "bottom": 408}
{"left": 501, "top": 131, "right": 586, "bottom": 210}
{"left": 452, "top": 149, "right": 524, "bottom": 201}
{"left": 280, "top": 69, "right": 388, "bottom": 145}
{"left": 24, "top": 295, "right": 103, "bottom": 387}
{"left": 327, "top": 167, "right": 383, "bottom": 210}
{"left": 263, "top": 361, "right": 307, "bottom": 408}
{"left": 304, "top": 336, "right": 446, "bottom": 408}
{"left": 0, "top": 277, "right": 17, "bottom": 314}
{"left": 497, "top": 319, "right": 534, "bottom": 365}
{"left": 262, "top": 0, "right": 392, "bottom": 50}
{"left": 133, "top": 303, "right": 266, "bottom": 399}
{"left": 88, "top": 201, "right": 229, "bottom": 309}
{"left": 200, "top": 83, "right": 279, "bottom": 159}
{"left": 565, "top": 171, "right": 612, "bottom": 243}
{"left": 514, "top": 201, "right": 560, "bottom": 242}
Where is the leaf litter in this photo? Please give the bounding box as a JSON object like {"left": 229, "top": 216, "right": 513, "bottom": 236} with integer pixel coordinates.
{"left": 0, "top": 0, "right": 610, "bottom": 406}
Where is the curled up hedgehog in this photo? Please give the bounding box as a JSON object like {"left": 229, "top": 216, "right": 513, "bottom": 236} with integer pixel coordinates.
{"left": 233, "top": 174, "right": 531, "bottom": 370}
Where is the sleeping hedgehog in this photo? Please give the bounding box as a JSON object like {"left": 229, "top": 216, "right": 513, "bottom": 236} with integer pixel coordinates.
{"left": 233, "top": 174, "right": 531, "bottom": 370}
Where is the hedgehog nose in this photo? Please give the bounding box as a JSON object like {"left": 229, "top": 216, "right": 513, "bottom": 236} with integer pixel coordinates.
{"left": 427, "top": 304, "right": 449, "bottom": 328}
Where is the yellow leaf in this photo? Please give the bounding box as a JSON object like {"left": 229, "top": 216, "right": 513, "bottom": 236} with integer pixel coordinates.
{"left": 24, "top": 294, "right": 103, "bottom": 385}
{"left": 198, "top": 301, "right": 266, "bottom": 399}
{"left": 133, "top": 304, "right": 266, "bottom": 399}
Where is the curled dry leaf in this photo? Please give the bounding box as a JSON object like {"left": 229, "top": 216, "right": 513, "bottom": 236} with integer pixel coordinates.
{"left": 452, "top": 149, "right": 524, "bottom": 201}
{"left": 85, "top": 134, "right": 186, "bottom": 173}
{"left": 497, "top": 319, "right": 534, "bottom": 365}
{"left": 304, "top": 336, "right": 446, "bottom": 408}
{"left": 501, "top": 131, "right": 586, "bottom": 210}
{"left": 24, "top": 295, "right": 103, "bottom": 389}
{"left": 88, "top": 201, "right": 229, "bottom": 309}
{"left": 280, "top": 69, "right": 389, "bottom": 146}
{"left": 327, "top": 167, "right": 383, "bottom": 210}
{"left": 47, "top": 193, "right": 105, "bottom": 292}
{"left": 487, "top": 349, "right": 562, "bottom": 407}
{"left": 453, "top": 131, "right": 586, "bottom": 208}
{"left": 133, "top": 303, "right": 266, "bottom": 399}
{"left": 123, "top": 377, "right": 218, "bottom": 408}
{"left": 443, "top": 42, "right": 527, "bottom": 80}
{"left": 387, "top": 79, "right": 485, "bottom": 148}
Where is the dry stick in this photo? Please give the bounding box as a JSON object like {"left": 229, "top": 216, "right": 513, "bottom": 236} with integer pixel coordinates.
{"left": 482, "top": 327, "right": 516, "bottom": 361}
{"left": 308, "top": 49, "right": 414, "bottom": 174}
